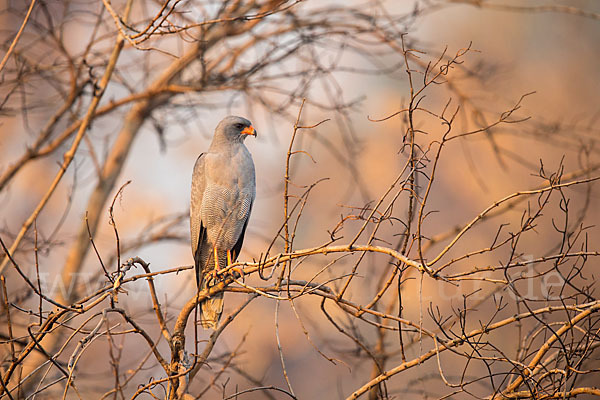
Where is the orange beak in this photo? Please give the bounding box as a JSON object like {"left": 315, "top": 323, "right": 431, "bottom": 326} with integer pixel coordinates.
{"left": 241, "top": 125, "right": 257, "bottom": 137}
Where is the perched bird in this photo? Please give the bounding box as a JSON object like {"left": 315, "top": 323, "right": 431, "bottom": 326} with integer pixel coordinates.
{"left": 190, "top": 116, "right": 257, "bottom": 329}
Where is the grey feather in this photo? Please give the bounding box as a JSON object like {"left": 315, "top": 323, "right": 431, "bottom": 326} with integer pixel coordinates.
{"left": 190, "top": 116, "right": 256, "bottom": 329}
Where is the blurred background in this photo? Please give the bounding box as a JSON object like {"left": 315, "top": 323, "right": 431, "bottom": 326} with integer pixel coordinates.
{"left": 1, "top": 0, "right": 599, "bottom": 398}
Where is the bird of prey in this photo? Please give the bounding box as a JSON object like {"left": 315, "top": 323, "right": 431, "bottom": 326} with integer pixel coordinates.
{"left": 190, "top": 116, "right": 257, "bottom": 329}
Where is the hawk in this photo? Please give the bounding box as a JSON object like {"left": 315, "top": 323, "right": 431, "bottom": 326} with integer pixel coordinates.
{"left": 190, "top": 116, "right": 257, "bottom": 329}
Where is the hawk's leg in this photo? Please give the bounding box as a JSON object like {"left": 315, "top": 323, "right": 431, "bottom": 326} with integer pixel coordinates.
{"left": 226, "top": 250, "right": 245, "bottom": 280}
{"left": 207, "top": 246, "right": 221, "bottom": 283}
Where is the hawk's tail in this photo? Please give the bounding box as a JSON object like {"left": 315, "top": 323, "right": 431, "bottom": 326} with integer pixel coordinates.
{"left": 199, "top": 280, "right": 223, "bottom": 329}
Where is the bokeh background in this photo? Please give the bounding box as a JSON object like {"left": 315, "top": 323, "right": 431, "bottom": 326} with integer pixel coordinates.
{"left": 1, "top": 0, "right": 599, "bottom": 398}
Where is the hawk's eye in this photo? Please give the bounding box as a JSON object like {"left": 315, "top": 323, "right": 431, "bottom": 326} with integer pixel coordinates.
{"left": 235, "top": 123, "right": 245, "bottom": 129}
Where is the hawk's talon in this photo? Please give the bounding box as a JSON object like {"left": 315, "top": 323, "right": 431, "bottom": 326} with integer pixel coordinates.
{"left": 229, "top": 266, "right": 245, "bottom": 282}
{"left": 207, "top": 268, "right": 220, "bottom": 284}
